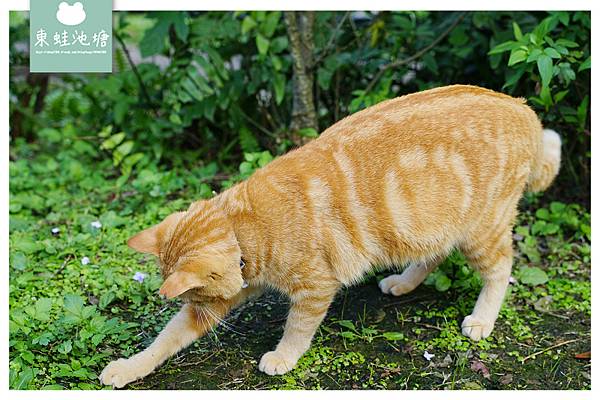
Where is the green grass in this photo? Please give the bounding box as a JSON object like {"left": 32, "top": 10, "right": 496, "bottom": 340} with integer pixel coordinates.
{"left": 9, "top": 137, "right": 591, "bottom": 390}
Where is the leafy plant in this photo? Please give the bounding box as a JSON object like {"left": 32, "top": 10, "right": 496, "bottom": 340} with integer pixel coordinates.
{"left": 332, "top": 320, "right": 405, "bottom": 344}
{"left": 424, "top": 251, "right": 482, "bottom": 293}
{"left": 517, "top": 266, "right": 549, "bottom": 286}
{"left": 99, "top": 126, "right": 145, "bottom": 185}
{"left": 489, "top": 12, "right": 590, "bottom": 111}
{"left": 533, "top": 201, "right": 590, "bottom": 240}
{"left": 9, "top": 11, "right": 591, "bottom": 195}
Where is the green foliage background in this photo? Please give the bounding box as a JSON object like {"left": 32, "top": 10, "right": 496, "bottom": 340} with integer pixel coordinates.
{"left": 10, "top": 11, "right": 590, "bottom": 199}
{"left": 9, "top": 11, "right": 590, "bottom": 390}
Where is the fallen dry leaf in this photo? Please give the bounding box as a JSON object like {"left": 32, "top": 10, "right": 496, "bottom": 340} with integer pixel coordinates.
{"left": 470, "top": 359, "right": 491, "bottom": 379}
{"left": 499, "top": 373, "right": 513, "bottom": 385}
{"left": 574, "top": 351, "right": 591, "bottom": 360}
{"left": 435, "top": 354, "right": 453, "bottom": 368}
{"left": 372, "top": 309, "right": 386, "bottom": 324}
{"left": 533, "top": 295, "right": 553, "bottom": 312}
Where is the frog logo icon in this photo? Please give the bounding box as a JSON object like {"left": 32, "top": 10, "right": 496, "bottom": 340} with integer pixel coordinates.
{"left": 56, "top": 2, "right": 87, "bottom": 26}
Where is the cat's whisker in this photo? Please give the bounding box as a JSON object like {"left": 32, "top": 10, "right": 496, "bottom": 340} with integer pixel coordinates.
{"left": 204, "top": 306, "right": 245, "bottom": 336}
{"left": 198, "top": 307, "right": 220, "bottom": 344}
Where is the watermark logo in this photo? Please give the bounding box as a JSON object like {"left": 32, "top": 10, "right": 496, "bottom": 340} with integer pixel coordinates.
{"left": 56, "top": 2, "right": 87, "bottom": 26}
{"left": 30, "top": 0, "right": 112, "bottom": 73}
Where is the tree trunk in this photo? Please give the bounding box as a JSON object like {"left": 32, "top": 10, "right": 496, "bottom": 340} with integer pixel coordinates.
{"left": 284, "top": 11, "right": 317, "bottom": 145}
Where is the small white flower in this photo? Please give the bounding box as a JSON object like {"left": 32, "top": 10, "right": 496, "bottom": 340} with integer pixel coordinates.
{"left": 509, "top": 276, "right": 517, "bottom": 284}
{"left": 81, "top": 256, "right": 90, "bottom": 265}
{"left": 90, "top": 220, "right": 102, "bottom": 229}
{"left": 423, "top": 350, "right": 435, "bottom": 361}
{"left": 133, "top": 272, "right": 147, "bottom": 283}
{"left": 51, "top": 227, "right": 60, "bottom": 234}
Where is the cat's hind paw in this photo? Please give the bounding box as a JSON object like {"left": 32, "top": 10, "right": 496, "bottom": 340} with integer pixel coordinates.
{"left": 461, "top": 315, "right": 494, "bottom": 341}
{"left": 378, "top": 274, "right": 413, "bottom": 296}
{"left": 258, "top": 351, "right": 296, "bottom": 375}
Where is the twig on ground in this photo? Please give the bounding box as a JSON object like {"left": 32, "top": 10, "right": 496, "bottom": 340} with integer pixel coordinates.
{"left": 416, "top": 322, "right": 443, "bottom": 332}
{"left": 522, "top": 339, "right": 579, "bottom": 362}
{"left": 382, "top": 295, "right": 436, "bottom": 308}
{"left": 175, "top": 349, "right": 222, "bottom": 367}
{"left": 47, "top": 254, "right": 73, "bottom": 280}
{"left": 536, "top": 309, "right": 570, "bottom": 320}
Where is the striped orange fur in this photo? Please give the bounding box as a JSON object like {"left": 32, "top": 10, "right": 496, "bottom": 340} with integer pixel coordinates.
{"left": 100, "top": 85, "right": 561, "bottom": 387}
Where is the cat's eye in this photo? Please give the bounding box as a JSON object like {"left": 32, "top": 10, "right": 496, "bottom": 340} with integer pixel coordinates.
{"left": 208, "top": 272, "right": 221, "bottom": 281}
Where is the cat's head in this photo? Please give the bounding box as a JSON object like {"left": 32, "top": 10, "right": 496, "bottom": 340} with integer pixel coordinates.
{"left": 127, "top": 202, "right": 244, "bottom": 302}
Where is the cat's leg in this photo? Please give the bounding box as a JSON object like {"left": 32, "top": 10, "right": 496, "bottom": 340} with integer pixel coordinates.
{"left": 379, "top": 257, "right": 441, "bottom": 296}
{"left": 100, "top": 287, "right": 261, "bottom": 388}
{"left": 460, "top": 229, "right": 513, "bottom": 341}
{"left": 99, "top": 303, "right": 208, "bottom": 388}
{"left": 258, "top": 283, "right": 339, "bottom": 375}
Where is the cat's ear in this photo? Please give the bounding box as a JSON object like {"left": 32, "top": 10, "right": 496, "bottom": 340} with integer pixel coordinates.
{"left": 159, "top": 270, "right": 205, "bottom": 298}
{"left": 127, "top": 211, "right": 185, "bottom": 255}
{"left": 127, "top": 226, "right": 160, "bottom": 255}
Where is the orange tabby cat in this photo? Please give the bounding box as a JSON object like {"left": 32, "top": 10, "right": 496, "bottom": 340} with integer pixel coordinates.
{"left": 100, "top": 85, "right": 561, "bottom": 387}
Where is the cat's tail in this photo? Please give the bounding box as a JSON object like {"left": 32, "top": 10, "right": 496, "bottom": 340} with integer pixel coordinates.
{"left": 527, "top": 128, "right": 561, "bottom": 192}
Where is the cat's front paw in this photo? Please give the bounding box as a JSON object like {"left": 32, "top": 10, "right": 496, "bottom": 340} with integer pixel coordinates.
{"left": 379, "top": 274, "right": 413, "bottom": 296}
{"left": 461, "top": 315, "right": 494, "bottom": 341}
{"left": 99, "top": 358, "right": 147, "bottom": 388}
{"left": 258, "top": 351, "right": 297, "bottom": 375}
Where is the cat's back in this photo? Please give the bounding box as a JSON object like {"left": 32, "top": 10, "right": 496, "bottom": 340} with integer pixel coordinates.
{"left": 257, "top": 85, "right": 540, "bottom": 181}
{"left": 252, "top": 85, "right": 541, "bottom": 189}
{"left": 319, "top": 84, "right": 538, "bottom": 145}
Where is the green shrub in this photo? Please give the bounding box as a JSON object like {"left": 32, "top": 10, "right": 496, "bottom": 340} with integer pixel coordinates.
{"left": 10, "top": 11, "right": 590, "bottom": 197}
